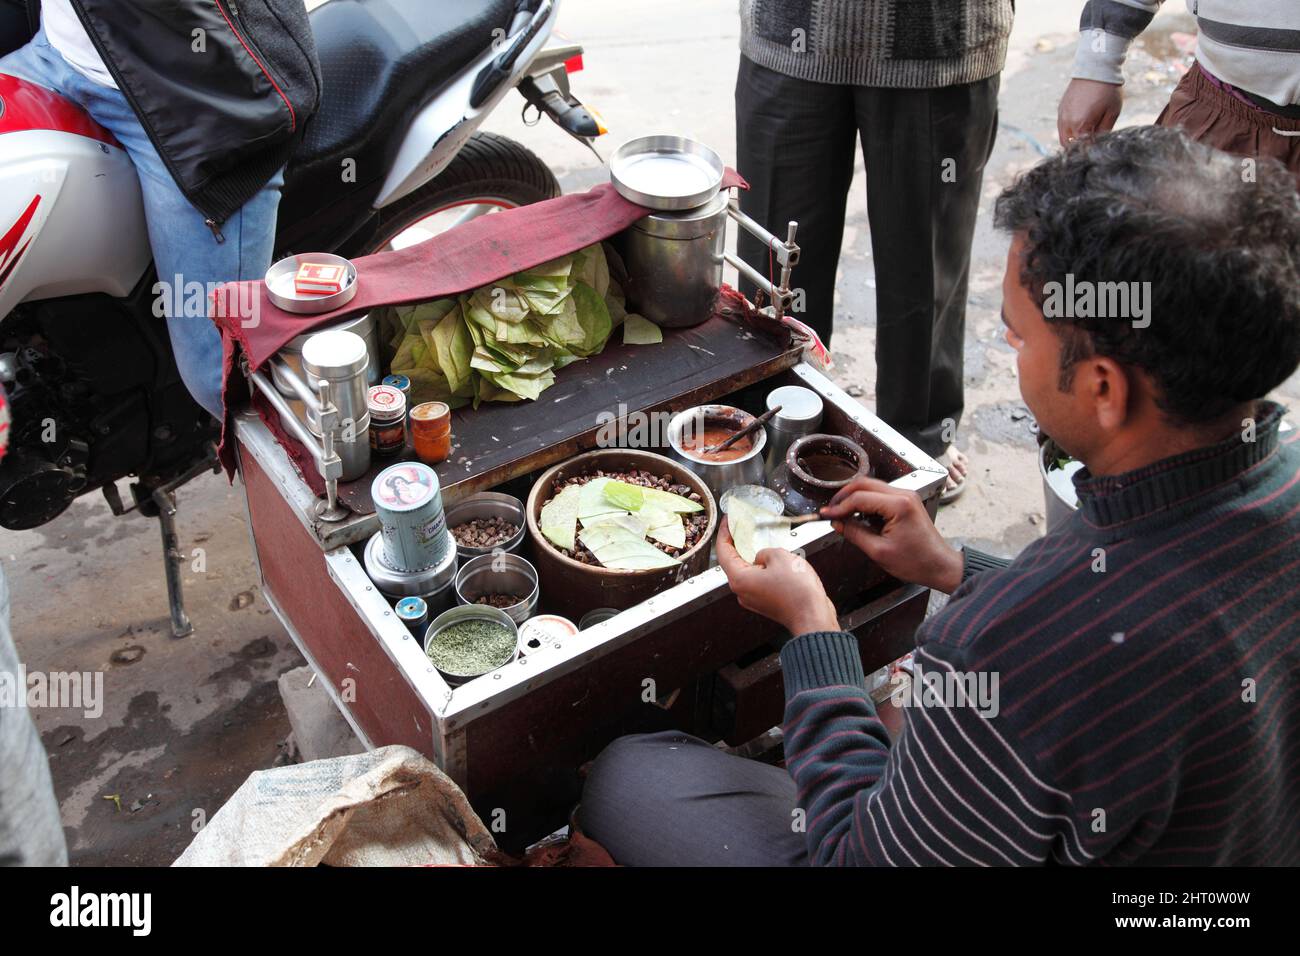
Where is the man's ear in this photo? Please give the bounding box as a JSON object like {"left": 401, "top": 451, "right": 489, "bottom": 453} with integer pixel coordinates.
{"left": 1087, "top": 356, "right": 1132, "bottom": 432}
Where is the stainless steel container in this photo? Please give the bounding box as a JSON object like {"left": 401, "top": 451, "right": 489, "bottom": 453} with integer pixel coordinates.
{"left": 272, "top": 312, "right": 381, "bottom": 398}
{"left": 299, "top": 329, "right": 373, "bottom": 481}
{"left": 362, "top": 531, "right": 458, "bottom": 616}
{"left": 764, "top": 385, "right": 824, "bottom": 475}
{"left": 422, "top": 605, "right": 519, "bottom": 687}
{"left": 371, "top": 462, "right": 452, "bottom": 572}
{"left": 444, "top": 492, "right": 528, "bottom": 560}
{"left": 453, "top": 553, "right": 540, "bottom": 625}
{"left": 666, "top": 404, "right": 767, "bottom": 503}
{"left": 623, "top": 189, "right": 728, "bottom": 328}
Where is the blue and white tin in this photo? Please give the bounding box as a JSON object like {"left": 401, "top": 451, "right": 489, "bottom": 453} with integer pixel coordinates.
{"left": 371, "top": 462, "right": 451, "bottom": 572}
{"left": 395, "top": 596, "right": 429, "bottom": 633}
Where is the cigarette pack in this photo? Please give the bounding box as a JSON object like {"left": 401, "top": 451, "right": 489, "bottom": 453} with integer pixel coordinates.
{"left": 294, "top": 262, "right": 347, "bottom": 296}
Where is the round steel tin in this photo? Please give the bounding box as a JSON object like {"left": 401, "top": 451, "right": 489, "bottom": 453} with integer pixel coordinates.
{"left": 453, "top": 553, "right": 539, "bottom": 625}
{"left": 370, "top": 462, "right": 451, "bottom": 572}
{"left": 362, "top": 531, "right": 457, "bottom": 611}
{"left": 423, "top": 605, "right": 520, "bottom": 687}
{"left": 445, "top": 492, "right": 528, "bottom": 560}
{"left": 579, "top": 607, "right": 620, "bottom": 630}
{"left": 610, "top": 135, "right": 725, "bottom": 210}
{"left": 265, "top": 253, "right": 358, "bottom": 315}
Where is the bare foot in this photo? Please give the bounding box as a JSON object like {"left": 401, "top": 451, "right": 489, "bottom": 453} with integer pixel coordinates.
{"left": 940, "top": 447, "right": 969, "bottom": 504}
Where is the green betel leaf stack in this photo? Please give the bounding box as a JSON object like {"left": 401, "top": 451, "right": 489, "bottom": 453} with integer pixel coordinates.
{"left": 384, "top": 242, "right": 656, "bottom": 407}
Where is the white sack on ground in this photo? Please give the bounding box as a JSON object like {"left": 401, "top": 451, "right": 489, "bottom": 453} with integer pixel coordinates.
{"left": 174, "top": 745, "right": 498, "bottom": 867}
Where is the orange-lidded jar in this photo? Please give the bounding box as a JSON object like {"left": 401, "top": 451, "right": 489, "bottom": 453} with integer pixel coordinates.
{"left": 411, "top": 401, "right": 452, "bottom": 464}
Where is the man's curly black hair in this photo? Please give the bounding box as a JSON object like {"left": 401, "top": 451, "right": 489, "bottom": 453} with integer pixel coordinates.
{"left": 993, "top": 125, "right": 1300, "bottom": 426}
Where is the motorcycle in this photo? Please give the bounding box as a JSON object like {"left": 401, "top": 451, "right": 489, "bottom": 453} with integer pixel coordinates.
{"left": 0, "top": 0, "right": 601, "bottom": 631}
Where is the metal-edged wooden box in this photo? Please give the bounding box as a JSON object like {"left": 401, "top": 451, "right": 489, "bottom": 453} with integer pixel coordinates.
{"left": 236, "top": 334, "right": 946, "bottom": 843}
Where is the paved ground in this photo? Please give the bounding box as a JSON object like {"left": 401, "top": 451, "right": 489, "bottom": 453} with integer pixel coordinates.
{"left": 7, "top": 1, "right": 1298, "bottom": 866}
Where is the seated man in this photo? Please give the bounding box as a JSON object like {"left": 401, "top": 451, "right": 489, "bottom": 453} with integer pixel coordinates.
{"left": 577, "top": 126, "right": 1300, "bottom": 866}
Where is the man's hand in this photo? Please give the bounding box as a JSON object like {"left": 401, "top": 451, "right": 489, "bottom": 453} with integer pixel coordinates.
{"left": 716, "top": 518, "right": 839, "bottom": 636}
{"left": 818, "top": 477, "right": 963, "bottom": 594}
{"left": 1057, "top": 77, "right": 1123, "bottom": 147}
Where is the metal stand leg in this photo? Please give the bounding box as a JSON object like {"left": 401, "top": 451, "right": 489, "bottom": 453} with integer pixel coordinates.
{"left": 153, "top": 489, "right": 194, "bottom": 638}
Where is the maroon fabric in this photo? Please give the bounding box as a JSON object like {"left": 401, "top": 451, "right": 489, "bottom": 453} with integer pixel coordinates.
{"left": 213, "top": 171, "right": 748, "bottom": 480}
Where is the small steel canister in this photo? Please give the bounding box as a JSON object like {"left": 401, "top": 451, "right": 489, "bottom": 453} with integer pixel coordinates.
{"left": 301, "top": 329, "right": 372, "bottom": 480}
{"left": 371, "top": 462, "right": 452, "bottom": 572}
{"left": 395, "top": 596, "right": 428, "bottom": 633}
{"left": 367, "top": 384, "right": 407, "bottom": 458}
{"left": 764, "top": 385, "right": 824, "bottom": 475}
{"left": 622, "top": 189, "right": 729, "bottom": 328}
{"left": 363, "top": 531, "right": 457, "bottom": 615}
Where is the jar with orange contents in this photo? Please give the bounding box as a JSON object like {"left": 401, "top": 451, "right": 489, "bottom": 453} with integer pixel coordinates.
{"left": 411, "top": 401, "right": 452, "bottom": 464}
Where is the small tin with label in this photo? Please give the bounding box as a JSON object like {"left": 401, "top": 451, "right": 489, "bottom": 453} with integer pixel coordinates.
{"left": 367, "top": 384, "right": 407, "bottom": 457}
{"left": 382, "top": 374, "right": 412, "bottom": 402}
{"left": 371, "top": 462, "right": 451, "bottom": 572}
{"left": 395, "top": 596, "right": 429, "bottom": 633}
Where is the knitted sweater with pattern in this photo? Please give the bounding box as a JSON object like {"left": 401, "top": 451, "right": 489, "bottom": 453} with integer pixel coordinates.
{"left": 739, "top": 0, "right": 1013, "bottom": 89}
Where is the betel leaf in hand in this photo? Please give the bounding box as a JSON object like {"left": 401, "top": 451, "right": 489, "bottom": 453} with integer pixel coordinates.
{"left": 727, "top": 498, "right": 791, "bottom": 563}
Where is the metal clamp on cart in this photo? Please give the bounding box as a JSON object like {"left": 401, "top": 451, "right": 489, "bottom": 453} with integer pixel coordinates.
{"left": 232, "top": 138, "right": 946, "bottom": 848}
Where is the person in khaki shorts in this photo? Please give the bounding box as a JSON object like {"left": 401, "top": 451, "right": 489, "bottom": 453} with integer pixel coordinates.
{"left": 1057, "top": 0, "right": 1300, "bottom": 186}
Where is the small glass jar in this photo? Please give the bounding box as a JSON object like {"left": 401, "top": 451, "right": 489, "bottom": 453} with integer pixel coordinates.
{"left": 411, "top": 401, "right": 452, "bottom": 464}
{"left": 368, "top": 384, "right": 407, "bottom": 457}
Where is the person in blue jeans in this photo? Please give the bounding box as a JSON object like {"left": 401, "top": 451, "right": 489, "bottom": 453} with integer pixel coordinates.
{"left": 0, "top": 2, "right": 319, "bottom": 418}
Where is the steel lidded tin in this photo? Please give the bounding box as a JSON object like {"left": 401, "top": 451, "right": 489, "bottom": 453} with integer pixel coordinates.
{"left": 371, "top": 462, "right": 451, "bottom": 572}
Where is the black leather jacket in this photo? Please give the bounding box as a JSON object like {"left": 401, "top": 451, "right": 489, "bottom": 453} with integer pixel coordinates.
{"left": 19, "top": 0, "right": 321, "bottom": 228}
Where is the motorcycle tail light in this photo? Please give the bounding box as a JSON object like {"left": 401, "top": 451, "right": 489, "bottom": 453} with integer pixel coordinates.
{"left": 564, "top": 54, "right": 584, "bottom": 74}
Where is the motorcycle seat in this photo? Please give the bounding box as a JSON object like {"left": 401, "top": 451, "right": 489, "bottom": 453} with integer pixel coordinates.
{"left": 293, "top": 0, "right": 518, "bottom": 170}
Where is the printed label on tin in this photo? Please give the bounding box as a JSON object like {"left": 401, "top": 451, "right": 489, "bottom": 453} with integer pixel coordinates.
{"left": 374, "top": 464, "right": 435, "bottom": 508}
{"left": 414, "top": 514, "right": 447, "bottom": 548}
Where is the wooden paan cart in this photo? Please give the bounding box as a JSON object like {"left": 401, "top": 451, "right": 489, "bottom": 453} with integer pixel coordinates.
{"left": 233, "top": 222, "right": 947, "bottom": 849}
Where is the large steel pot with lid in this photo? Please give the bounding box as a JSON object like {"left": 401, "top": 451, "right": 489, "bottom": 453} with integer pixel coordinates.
{"left": 622, "top": 190, "right": 729, "bottom": 329}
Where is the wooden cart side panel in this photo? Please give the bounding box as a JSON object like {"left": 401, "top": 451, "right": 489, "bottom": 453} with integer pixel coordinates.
{"left": 241, "top": 445, "right": 436, "bottom": 757}
{"left": 459, "top": 539, "right": 901, "bottom": 797}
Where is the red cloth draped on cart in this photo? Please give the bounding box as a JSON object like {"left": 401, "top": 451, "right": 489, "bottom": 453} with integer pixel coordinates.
{"left": 210, "top": 172, "right": 748, "bottom": 488}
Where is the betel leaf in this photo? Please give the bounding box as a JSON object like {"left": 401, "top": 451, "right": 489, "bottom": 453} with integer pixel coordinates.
{"left": 603, "top": 480, "right": 645, "bottom": 512}
{"left": 644, "top": 509, "right": 686, "bottom": 549}
{"left": 540, "top": 484, "right": 582, "bottom": 552}
{"left": 622, "top": 314, "right": 663, "bottom": 346}
{"left": 581, "top": 511, "right": 650, "bottom": 538}
{"left": 567, "top": 282, "right": 613, "bottom": 357}
{"left": 640, "top": 486, "right": 704, "bottom": 513}
{"left": 578, "top": 525, "right": 680, "bottom": 571}
{"left": 577, "top": 477, "right": 622, "bottom": 520}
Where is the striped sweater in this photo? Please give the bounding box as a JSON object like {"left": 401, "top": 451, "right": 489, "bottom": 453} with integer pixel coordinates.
{"left": 739, "top": 0, "right": 1013, "bottom": 89}
{"left": 780, "top": 402, "right": 1300, "bottom": 865}
{"left": 1074, "top": 0, "right": 1300, "bottom": 108}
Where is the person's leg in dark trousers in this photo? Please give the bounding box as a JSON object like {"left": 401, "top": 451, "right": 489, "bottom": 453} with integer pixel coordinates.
{"left": 576, "top": 731, "right": 808, "bottom": 866}
{"left": 735, "top": 55, "right": 858, "bottom": 345}
{"left": 855, "top": 77, "right": 1000, "bottom": 459}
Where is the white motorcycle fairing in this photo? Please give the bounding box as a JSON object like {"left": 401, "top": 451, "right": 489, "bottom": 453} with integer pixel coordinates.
{"left": 0, "top": 73, "right": 151, "bottom": 321}
{"left": 375, "top": 0, "right": 558, "bottom": 209}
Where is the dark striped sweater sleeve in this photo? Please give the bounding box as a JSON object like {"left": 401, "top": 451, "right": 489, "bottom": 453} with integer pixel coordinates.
{"left": 1073, "top": 0, "right": 1163, "bottom": 84}
{"left": 780, "top": 631, "right": 1090, "bottom": 866}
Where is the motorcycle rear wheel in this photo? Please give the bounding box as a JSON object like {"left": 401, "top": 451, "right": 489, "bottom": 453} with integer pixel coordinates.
{"left": 347, "top": 131, "right": 561, "bottom": 256}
